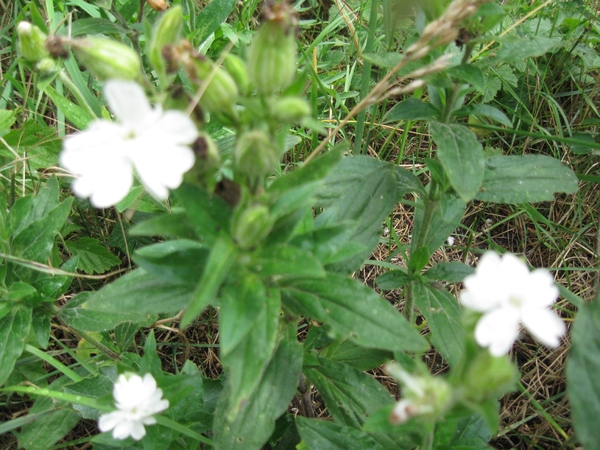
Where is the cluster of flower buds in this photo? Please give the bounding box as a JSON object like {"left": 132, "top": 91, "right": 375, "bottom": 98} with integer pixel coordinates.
{"left": 386, "top": 363, "right": 452, "bottom": 425}
{"left": 16, "top": 22, "right": 59, "bottom": 75}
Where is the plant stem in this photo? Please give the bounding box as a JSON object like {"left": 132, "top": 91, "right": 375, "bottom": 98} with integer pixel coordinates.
{"left": 58, "top": 71, "right": 98, "bottom": 120}
{"left": 421, "top": 430, "right": 434, "bottom": 450}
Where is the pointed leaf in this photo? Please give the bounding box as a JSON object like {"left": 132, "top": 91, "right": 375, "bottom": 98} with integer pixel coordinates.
{"left": 296, "top": 417, "right": 385, "bottom": 450}
{"left": 0, "top": 306, "right": 32, "bottom": 385}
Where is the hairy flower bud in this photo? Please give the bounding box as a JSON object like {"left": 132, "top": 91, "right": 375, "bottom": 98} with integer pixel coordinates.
{"left": 17, "top": 22, "right": 49, "bottom": 62}
{"left": 70, "top": 38, "right": 141, "bottom": 81}
{"left": 234, "top": 130, "right": 279, "bottom": 181}
{"left": 223, "top": 54, "right": 250, "bottom": 96}
{"left": 233, "top": 205, "right": 274, "bottom": 250}
{"left": 270, "top": 96, "right": 311, "bottom": 123}
{"left": 148, "top": 5, "right": 182, "bottom": 77}
{"left": 247, "top": 1, "right": 298, "bottom": 95}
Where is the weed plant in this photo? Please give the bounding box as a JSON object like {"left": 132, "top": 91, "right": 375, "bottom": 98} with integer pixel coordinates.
{"left": 1, "top": 0, "right": 599, "bottom": 449}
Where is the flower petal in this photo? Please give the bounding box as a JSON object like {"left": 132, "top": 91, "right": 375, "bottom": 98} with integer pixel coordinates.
{"left": 151, "top": 110, "right": 199, "bottom": 145}
{"left": 104, "top": 80, "right": 153, "bottom": 128}
{"left": 522, "top": 307, "right": 565, "bottom": 348}
{"left": 475, "top": 307, "right": 520, "bottom": 356}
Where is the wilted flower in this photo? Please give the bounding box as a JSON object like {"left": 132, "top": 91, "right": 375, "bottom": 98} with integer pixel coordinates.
{"left": 98, "top": 373, "right": 169, "bottom": 441}
{"left": 460, "top": 252, "right": 566, "bottom": 356}
{"left": 60, "top": 80, "right": 197, "bottom": 208}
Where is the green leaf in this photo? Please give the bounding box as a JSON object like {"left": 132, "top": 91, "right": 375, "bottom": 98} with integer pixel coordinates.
{"left": 252, "top": 244, "right": 326, "bottom": 279}
{"left": 132, "top": 239, "right": 209, "bottom": 285}
{"left": 0, "top": 109, "right": 17, "bottom": 133}
{"left": 66, "top": 237, "right": 121, "bottom": 275}
{"left": 376, "top": 270, "right": 412, "bottom": 290}
{"left": 289, "top": 222, "right": 362, "bottom": 266}
{"left": 454, "top": 104, "right": 512, "bottom": 128}
{"left": 430, "top": 122, "right": 484, "bottom": 202}
{"left": 447, "top": 64, "right": 485, "bottom": 92}
{"left": 193, "top": 0, "right": 237, "bottom": 44}
{"left": 18, "top": 407, "right": 80, "bottom": 450}
{"left": 425, "top": 262, "right": 474, "bottom": 283}
{"left": 213, "top": 324, "right": 302, "bottom": 450}
{"left": 567, "top": 296, "right": 600, "bottom": 450}
{"left": 282, "top": 273, "right": 428, "bottom": 353}
{"left": 362, "top": 51, "right": 403, "bottom": 69}
{"left": 316, "top": 156, "right": 412, "bottom": 272}
{"left": 175, "top": 183, "right": 232, "bottom": 246}
{"left": 384, "top": 98, "right": 440, "bottom": 123}
{"left": 9, "top": 176, "right": 60, "bottom": 238}
{"left": 303, "top": 353, "right": 394, "bottom": 428}
{"left": 43, "top": 85, "right": 93, "bottom": 130}
{"left": 493, "top": 36, "right": 563, "bottom": 63}
{"left": 412, "top": 281, "right": 464, "bottom": 368}
{"left": 475, "top": 155, "right": 579, "bottom": 204}
{"left": 319, "top": 339, "right": 392, "bottom": 371}
{"left": 11, "top": 198, "right": 73, "bottom": 263}
{"left": 70, "top": 17, "right": 128, "bottom": 36}
{"left": 141, "top": 330, "right": 163, "bottom": 378}
{"left": 433, "top": 413, "right": 492, "bottom": 449}
{"left": 219, "top": 274, "right": 280, "bottom": 420}
{"left": 0, "top": 306, "right": 32, "bottom": 385}
{"left": 128, "top": 211, "right": 198, "bottom": 240}
{"left": 296, "top": 417, "right": 385, "bottom": 450}
{"left": 60, "top": 269, "right": 193, "bottom": 331}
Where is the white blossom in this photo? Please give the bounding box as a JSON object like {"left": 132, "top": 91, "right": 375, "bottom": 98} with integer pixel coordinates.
{"left": 60, "top": 80, "right": 198, "bottom": 208}
{"left": 98, "top": 373, "right": 169, "bottom": 441}
{"left": 460, "top": 252, "right": 566, "bottom": 357}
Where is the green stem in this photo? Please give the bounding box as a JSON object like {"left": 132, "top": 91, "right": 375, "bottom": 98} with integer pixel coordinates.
{"left": 421, "top": 430, "right": 434, "bottom": 450}
{"left": 1, "top": 385, "right": 113, "bottom": 412}
{"left": 24, "top": 344, "right": 83, "bottom": 383}
{"left": 155, "top": 415, "right": 213, "bottom": 445}
{"left": 403, "top": 282, "right": 415, "bottom": 323}
{"left": 440, "top": 42, "right": 475, "bottom": 124}
{"left": 58, "top": 71, "right": 98, "bottom": 120}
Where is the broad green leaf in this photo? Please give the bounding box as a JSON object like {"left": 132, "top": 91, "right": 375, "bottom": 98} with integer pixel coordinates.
{"left": 430, "top": 122, "right": 484, "bottom": 202}
{"left": 425, "top": 262, "right": 474, "bottom": 283}
{"left": 384, "top": 98, "right": 440, "bottom": 123}
{"left": 175, "top": 183, "right": 232, "bottom": 246}
{"left": 128, "top": 211, "right": 197, "bottom": 239}
{"left": 0, "top": 306, "right": 32, "bottom": 385}
{"left": 252, "top": 244, "right": 326, "bottom": 279}
{"left": 567, "top": 296, "right": 600, "bottom": 450}
{"left": 296, "top": 417, "right": 385, "bottom": 450}
{"left": 303, "top": 353, "right": 394, "bottom": 428}
{"left": 412, "top": 281, "right": 464, "bottom": 368}
{"left": 213, "top": 324, "right": 302, "bottom": 450}
{"left": 158, "top": 369, "right": 207, "bottom": 426}
{"left": 363, "top": 51, "right": 403, "bottom": 69}
{"left": 132, "top": 239, "right": 209, "bottom": 285}
{"left": 447, "top": 64, "right": 485, "bottom": 92}
{"left": 141, "top": 330, "right": 163, "bottom": 378}
{"left": 219, "top": 274, "right": 279, "bottom": 420}
{"left": 289, "top": 222, "right": 361, "bottom": 266}
{"left": 376, "top": 269, "right": 412, "bottom": 290}
{"left": 8, "top": 282, "right": 37, "bottom": 302}
{"left": 193, "top": 0, "right": 237, "bottom": 45}
{"left": 8, "top": 176, "right": 60, "bottom": 238}
{"left": 282, "top": 273, "right": 428, "bottom": 353}
{"left": 433, "top": 413, "right": 492, "bottom": 449}
{"left": 362, "top": 405, "right": 425, "bottom": 449}
{"left": 0, "top": 108, "right": 17, "bottom": 133}
{"left": 493, "top": 36, "right": 563, "bottom": 63}
{"left": 319, "top": 339, "right": 392, "bottom": 371}
{"left": 70, "top": 18, "right": 127, "bottom": 36}
{"left": 11, "top": 198, "right": 73, "bottom": 263}
{"left": 43, "top": 86, "right": 93, "bottom": 130}
{"left": 316, "top": 156, "right": 413, "bottom": 272}
{"left": 18, "top": 407, "right": 80, "bottom": 450}
{"left": 66, "top": 237, "right": 121, "bottom": 275}
{"left": 63, "top": 367, "right": 116, "bottom": 419}
{"left": 475, "top": 155, "right": 579, "bottom": 204}
{"left": 60, "top": 269, "right": 193, "bottom": 331}
{"left": 454, "top": 104, "right": 512, "bottom": 128}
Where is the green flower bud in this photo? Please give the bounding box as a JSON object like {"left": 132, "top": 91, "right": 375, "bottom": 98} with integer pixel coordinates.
{"left": 247, "top": 1, "right": 298, "bottom": 95}
{"left": 234, "top": 130, "right": 279, "bottom": 181}
{"left": 271, "top": 96, "right": 311, "bottom": 123}
{"left": 190, "top": 56, "right": 239, "bottom": 116}
{"left": 223, "top": 54, "right": 250, "bottom": 96}
{"left": 148, "top": 5, "right": 183, "bottom": 77}
{"left": 70, "top": 37, "right": 141, "bottom": 81}
{"left": 36, "top": 57, "right": 60, "bottom": 75}
{"left": 17, "top": 22, "right": 49, "bottom": 62}
{"left": 463, "top": 351, "right": 518, "bottom": 402}
{"left": 233, "top": 205, "right": 274, "bottom": 250}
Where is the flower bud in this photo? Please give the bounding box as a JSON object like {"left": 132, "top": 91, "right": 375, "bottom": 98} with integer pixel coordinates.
{"left": 194, "top": 59, "right": 239, "bottom": 116}
{"left": 463, "top": 351, "right": 517, "bottom": 402}
{"left": 223, "top": 54, "right": 250, "bottom": 96}
{"left": 270, "top": 96, "right": 311, "bottom": 123}
{"left": 147, "top": 0, "right": 169, "bottom": 11}
{"left": 234, "top": 130, "right": 280, "bottom": 181}
{"left": 36, "top": 57, "right": 60, "bottom": 75}
{"left": 17, "top": 22, "right": 49, "bottom": 62}
{"left": 148, "top": 5, "right": 182, "bottom": 77}
{"left": 70, "top": 37, "right": 141, "bottom": 81}
{"left": 247, "top": 1, "right": 298, "bottom": 95}
{"left": 233, "top": 205, "right": 274, "bottom": 250}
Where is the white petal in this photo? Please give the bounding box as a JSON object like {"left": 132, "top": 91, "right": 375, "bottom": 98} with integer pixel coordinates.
{"left": 104, "top": 80, "right": 153, "bottom": 128}
{"left": 152, "top": 110, "right": 199, "bottom": 145}
{"left": 520, "top": 270, "right": 559, "bottom": 308}
{"left": 112, "top": 420, "right": 136, "bottom": 440}
{"left": 522, "top": 307, "right": 565, "bottom": 348}
{"left": 98, "top": 411, "right": 123, "bottom": 432}
{"left": 475, "top": 308, "right": 520, "bottom": 357}
{"left": 129, "top": 421, "right": 147, "bottom": 441}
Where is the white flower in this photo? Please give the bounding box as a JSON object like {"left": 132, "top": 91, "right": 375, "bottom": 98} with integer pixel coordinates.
{"left": 60, "top": 80, "right": 198, "bottom": 208}
{"left": 98, "top": 373, "right": 169, "bottom": 441}
{"left": 460, "top": 252, "right": 566, "bottom": 357}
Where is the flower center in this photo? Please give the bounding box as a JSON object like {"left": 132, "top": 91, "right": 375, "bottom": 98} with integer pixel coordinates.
{"left": 508, "top": 295, "right": 523, "bottom": 308}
